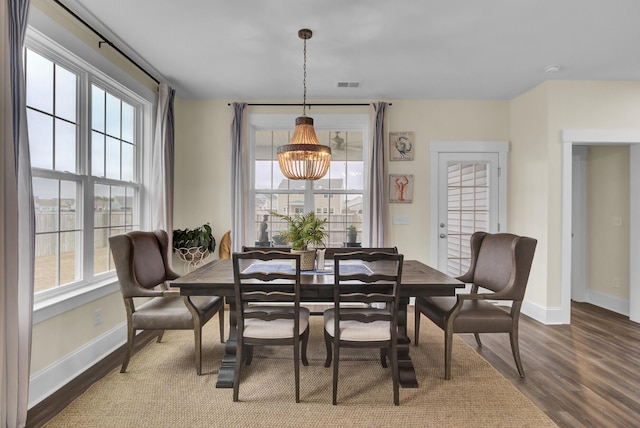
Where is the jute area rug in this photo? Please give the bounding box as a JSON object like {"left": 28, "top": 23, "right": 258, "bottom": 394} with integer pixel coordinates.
{"left": 44, "top": 312, "right": 556, "bottom": 428}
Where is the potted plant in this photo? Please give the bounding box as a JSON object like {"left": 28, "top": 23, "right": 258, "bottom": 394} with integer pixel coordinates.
{"left": 347, "top": 224, "right": 358, "bottom": 244}
{"left": 271, "top": 211, "right": 328, "bottom": 270}
{"left": 172, "top": 223, "right": 216, "bottom": 265}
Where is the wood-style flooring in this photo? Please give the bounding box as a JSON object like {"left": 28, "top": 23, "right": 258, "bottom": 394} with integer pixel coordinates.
{"left": 28, "top": 302, "right": 639, "bottom": 427}
{"left": 457, "top": 301, "right": 640, "bottom": 428}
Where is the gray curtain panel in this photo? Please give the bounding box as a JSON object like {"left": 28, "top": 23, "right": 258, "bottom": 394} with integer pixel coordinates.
{"left": 2, "top": 0, "right": 35, "bottom": 426}
{"left": 151, "top": 83, "right": 176, "bottom": 235}
{"left": 231, "top": 102, "right": 247, "bottom": 252}
{"left": 368, "top": 102, "right": 388, "bottom": 247}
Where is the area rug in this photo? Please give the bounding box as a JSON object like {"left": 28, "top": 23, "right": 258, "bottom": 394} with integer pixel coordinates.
{"left": 43, "top": 313, "right": 556, "bottom": 428}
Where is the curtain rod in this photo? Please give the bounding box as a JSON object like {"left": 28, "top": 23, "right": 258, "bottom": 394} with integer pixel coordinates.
{"left": 227, "top": 102, "right": 392, "bottom": 107}
{"left": 52, "top": 0, "right": 160, "bottom": 85}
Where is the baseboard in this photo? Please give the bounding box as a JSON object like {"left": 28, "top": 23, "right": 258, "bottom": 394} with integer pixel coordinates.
{"left": 26, "top": 328, "right": 158, "bottom": 428}
{"left": 586, "top": 290, "right": 629, "bottom": 316}
{"left": 28, "top": 323, "right": 127, "bottom": 408}
{"left": 521, "top": 299, "right": 566, "bottom": 325}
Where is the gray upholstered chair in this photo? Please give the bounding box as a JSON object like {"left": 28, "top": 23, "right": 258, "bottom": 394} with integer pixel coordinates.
{"left": 414, "top": 231, "right": 537, "bottom": 380}
{"left": 323, "top": 251, "right": 404, "bottom": 405}
{"left": 109, "top": 230, "right": 225, "bottom": 375}
{"left": 232, "top": 250, "right": 310, "bottom": 403}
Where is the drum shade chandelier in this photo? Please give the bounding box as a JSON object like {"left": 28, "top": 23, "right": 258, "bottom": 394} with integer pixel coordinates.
{"left": 277, "top": 29, "right": 331, "bottom": 180}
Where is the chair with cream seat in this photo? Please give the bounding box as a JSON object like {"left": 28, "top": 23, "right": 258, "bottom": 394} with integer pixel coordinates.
{"left": 232, "top": 250, "right": 310, "bottom": 402}
{"left": 323, "top": 251, "right": 404, "bottom": 405}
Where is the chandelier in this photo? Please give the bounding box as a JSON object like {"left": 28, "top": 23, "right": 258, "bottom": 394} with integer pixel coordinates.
{"left": 277, "top": 29, "right": 331, "bottom": 180}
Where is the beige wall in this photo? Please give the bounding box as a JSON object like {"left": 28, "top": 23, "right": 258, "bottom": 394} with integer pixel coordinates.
{"left": 587, "top": 146, "right": 630, "bottom": 299}
{"left": 511, "top": 80, "right": 640, "bottom": 309}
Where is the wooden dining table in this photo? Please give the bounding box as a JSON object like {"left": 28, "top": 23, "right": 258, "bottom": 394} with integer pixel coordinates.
{"left": 172, "top": 258, "right": 464, "bottom": 388}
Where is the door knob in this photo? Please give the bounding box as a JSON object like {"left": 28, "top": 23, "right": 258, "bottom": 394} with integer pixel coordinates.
{"left": 440, "top": 223, "right": 446, "bottom": 228}
{"left": 439, "top": 233, "right": 446, "bottom": 238}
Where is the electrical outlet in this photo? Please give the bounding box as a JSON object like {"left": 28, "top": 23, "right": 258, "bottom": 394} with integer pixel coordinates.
{"left": 94, "top": 308, "right": 102, "bottom": 326}
{"left": 612, "top": 278, "right": 620, "bottom": 289}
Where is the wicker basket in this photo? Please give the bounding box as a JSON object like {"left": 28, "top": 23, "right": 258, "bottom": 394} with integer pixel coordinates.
{"left": 291, "top": 249, "right": 317, "bottom": 271}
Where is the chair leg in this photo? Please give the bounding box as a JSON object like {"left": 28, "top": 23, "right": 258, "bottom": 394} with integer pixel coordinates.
{"left": 379, "top": 348, "right": 388, "bottom": 368}
{"left": 332, "top": 337, "right": 339, "bottom": 405}
{"left": 510, "top": 330, "right": 525, "bottom": 378}
{"left": 323, "top": 330, "right": 332, "bottom": 368}
{"left": 218, "top": 305, "right": 225, "bottom": 343}
{"left": 444, "top": 329, "right": 454, "bottom": 380}
{"left": 121, "top": 324, "right": 136, "bottom": 373}
{"left": 294, "top": 337, "right": 300, "bottom": 403}
{"left": 414, "top": 308, "right": 420, "bottom": 346}
{"left": 233, "top": 338, "right": 243, "bottom": 402}
{"left": 474, "top": 333, "right": 482, "bottom": 347}
{"left": 301, "top": 328, "right": 310, "bottom": 366}
{"left": 391, "top": 343, "right": 399, "bottom": 406}
{"left": 156, "top": 330, "right": 165, "bottom": 343}
{"left": 244, "top": 344, "right": 254, "bottom": 365}
{"left": 194, "top": 326, "right": 203, "bottom": 375}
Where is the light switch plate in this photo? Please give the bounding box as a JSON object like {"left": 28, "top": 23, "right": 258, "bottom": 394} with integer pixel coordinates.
{"left": 392, "top": 215, "right": 409, "bottom": 225}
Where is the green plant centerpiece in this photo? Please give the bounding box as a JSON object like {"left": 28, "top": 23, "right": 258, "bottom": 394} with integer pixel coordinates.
{"left": 271, "top": 211, "right": 328, "bottom": 270}
{"left": 172, "top": 223, "right": 216, "bottom": 267}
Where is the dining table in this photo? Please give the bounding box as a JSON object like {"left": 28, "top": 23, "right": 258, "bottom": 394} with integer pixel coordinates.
{"left": 172, "top": 258, "right": 464, "bottom": 388}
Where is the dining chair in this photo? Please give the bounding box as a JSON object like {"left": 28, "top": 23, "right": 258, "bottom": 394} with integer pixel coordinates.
{"left": 232, "top": 250, "right": 310, "bottom": 402}
{"left": 109, "top": 230, "right": 225, "bottom": 375}
{"left": 414, "top": 231, "right": 537, "bottom": 380}
{"left": 323, "top": 251, "right": 404, "bottom": 405}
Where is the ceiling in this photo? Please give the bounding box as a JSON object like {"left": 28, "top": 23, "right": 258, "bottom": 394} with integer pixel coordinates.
{"left": 60, "top": 0, "right": 640, "bottom": 100}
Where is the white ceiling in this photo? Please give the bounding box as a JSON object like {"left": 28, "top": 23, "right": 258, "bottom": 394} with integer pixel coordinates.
{"left": 61, "top": 0, "right": 640, "bottom": 100}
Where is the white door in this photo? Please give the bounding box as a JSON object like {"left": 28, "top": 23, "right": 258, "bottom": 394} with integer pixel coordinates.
{"left": 436, "top": 152, "right": 502, "bottom": 276}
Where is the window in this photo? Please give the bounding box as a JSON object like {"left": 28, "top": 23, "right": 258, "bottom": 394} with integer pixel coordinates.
{"left": 25, "top": 36, "right": 147, "bottom": 299}
{"left": 249, "top": 114, "right": 369, "bottom": 247}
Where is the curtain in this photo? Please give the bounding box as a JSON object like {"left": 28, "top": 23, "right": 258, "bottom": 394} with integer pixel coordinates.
{"left": 151, "top": 83, "right": 175, "bottom": 237}
{"left": 2, "top": 0, "right": 35, "bottom": 427}
{"left": 368, "top": 102, "right": 388, "bottom": 247}
{"left": 230, "top": 102, "right": 247, "bottom": 252}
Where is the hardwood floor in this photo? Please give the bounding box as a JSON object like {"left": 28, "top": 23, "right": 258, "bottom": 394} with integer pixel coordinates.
{"left": 457, "top": 301, "right": 640, "bottom": 428}
{"left": 28, "top": 302, "right": 638, "bottom": 427}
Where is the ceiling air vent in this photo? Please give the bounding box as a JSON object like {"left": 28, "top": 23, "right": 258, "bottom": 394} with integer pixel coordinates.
{"left": 337, "top": 81, "right": 361, "bottom": 88}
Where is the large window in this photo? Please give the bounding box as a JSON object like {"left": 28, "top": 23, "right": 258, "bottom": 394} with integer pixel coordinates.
{"left": 25, "top": 37, "right": 145, "bottom": 298}
{"left": 249, "top": 114, "right": 369, "bottom": 247}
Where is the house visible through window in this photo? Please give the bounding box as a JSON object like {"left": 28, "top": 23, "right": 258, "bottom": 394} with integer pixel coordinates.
{"left": 25, "top": 40, "right": 144, "bottom": 297}
{"left": 249, "top": 114, "right": 368, "bottom": 247}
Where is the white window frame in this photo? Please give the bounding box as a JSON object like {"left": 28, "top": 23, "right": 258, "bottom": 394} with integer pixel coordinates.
{"left": 26, "top": 29, "right": 154, "bottom": 322}
{"left": 248, "top": 113, "right": 370, "bottom": 246}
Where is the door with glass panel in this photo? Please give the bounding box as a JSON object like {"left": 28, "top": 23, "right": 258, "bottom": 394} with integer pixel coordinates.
{"left": 437, "top": 153, "right": 500, "bottom": 277}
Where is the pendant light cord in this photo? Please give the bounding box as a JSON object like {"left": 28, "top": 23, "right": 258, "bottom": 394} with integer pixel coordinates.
{"left": 302, "top": 37, "right": 307, "bottom": 117}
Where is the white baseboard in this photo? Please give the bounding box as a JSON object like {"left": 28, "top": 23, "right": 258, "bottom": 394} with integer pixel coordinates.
{"left": 28, "top": 322, "right": 127, "bottom": 408}
{"left": 586, "top": 290, "right": 629, "bottom": 316}
{"left": 521, "top": 299, "right": 567, "bottom": 325}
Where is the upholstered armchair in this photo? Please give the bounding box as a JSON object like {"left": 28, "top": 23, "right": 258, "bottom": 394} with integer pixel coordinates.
{"left": 414, "top": 232, "right": 537, "bottom": 380}
{"left": 109, "top": 230, "right": 225, "bottom": 375}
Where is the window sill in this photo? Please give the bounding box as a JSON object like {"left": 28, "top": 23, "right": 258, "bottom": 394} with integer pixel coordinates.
{"left": 33, "top": 277, "right": 120, "bottom": 324}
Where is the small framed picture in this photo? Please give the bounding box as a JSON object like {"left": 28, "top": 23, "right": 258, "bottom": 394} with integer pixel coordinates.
{"left": 389, "top": 131, "right": 414, "bottom": 161}
{"left": 389, "top": 174, "right": 414, "bottom": 203}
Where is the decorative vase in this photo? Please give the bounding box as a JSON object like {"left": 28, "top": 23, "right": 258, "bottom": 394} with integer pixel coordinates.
{"left": 291, "top": 249, "right": 317, "bottom": 271}
{"left": 347, "top": 230, "right": 357, "bottom": 243}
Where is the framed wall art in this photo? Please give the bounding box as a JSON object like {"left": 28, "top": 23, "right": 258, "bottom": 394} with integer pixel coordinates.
{"left": 389, "top": 174, "right": 414, "bottom": 203}
{"left": 389, "top": 131, "right": 414, "bottom": 161}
